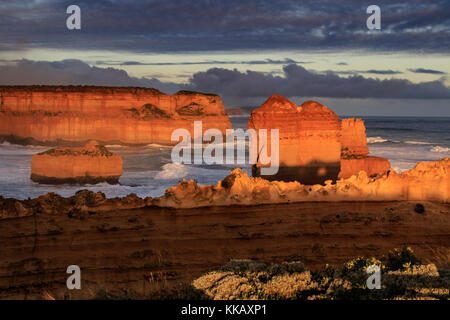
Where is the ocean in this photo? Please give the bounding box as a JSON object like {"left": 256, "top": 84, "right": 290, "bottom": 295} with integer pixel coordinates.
{"left": 0, "top": 116, "right": 449, "bottom": 200}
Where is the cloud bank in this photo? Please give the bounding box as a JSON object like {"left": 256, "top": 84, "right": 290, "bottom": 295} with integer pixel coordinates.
{"left": 0, "top": 59, "right": 181, "bottom": 93}
{"left": 1, "top": 60, "right": 449, "bottom": 104}
{"left": 187, "top": 64, "right": 450, "bottom": 101}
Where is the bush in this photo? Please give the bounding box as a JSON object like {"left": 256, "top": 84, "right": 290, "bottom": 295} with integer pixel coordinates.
{"left": 385, "top": 246, "right": 421, "bottom": 271}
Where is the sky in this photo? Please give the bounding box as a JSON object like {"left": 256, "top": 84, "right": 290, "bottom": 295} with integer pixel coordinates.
{"left": 0, "top": 0, "right": 449, "bottom": 116}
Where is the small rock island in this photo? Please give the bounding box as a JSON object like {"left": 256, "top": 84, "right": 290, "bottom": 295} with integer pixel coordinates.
{"left": 31, "top": 141, "right": 123, "bottom": 184}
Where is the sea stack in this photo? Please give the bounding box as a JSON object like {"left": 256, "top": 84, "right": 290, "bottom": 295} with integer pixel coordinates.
{"left": 0, "top": 86, "right": 231, "bottom": 145}
{"left": 31, "top": 141, "right": 123, "bottom": 184}
{"left": 248, "top": 95, "right": 390, "bottom": 184}
{"left": 249, "top": 95, "right": 341, "bottom": 184}
{"left": 339, "top": 118, "right": 391, "bottom": 179}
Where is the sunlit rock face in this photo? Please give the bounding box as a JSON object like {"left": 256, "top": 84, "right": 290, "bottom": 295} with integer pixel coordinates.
{"left": 340, "top": 118, "right": 369, "bottom": 156}
{"left": 31, "top": 141, "right": 123, "bottom": 184}
{"left": 0, "top": 86, "right": 231, "bottom": 145}
{"left": 154, "top": 158, "right": 449, "bottom": 208}
{"left": 339, "top": 157, "right": 391, "bottom": 179}
{"left": 248, "top": 95, "right": 391, "bottom": 184}
{"left": 339, "top": 118, "right": 390, "bottom": 179}
{"left": 248, "top": 95, "right": 342, "bottom": 184}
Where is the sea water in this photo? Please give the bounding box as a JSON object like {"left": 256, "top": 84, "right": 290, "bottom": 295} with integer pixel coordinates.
{"left": 0, "top": 116, "right": 448, "bottom": 200}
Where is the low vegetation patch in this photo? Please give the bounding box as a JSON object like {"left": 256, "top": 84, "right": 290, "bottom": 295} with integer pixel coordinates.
{"left": 40, "top": 145, "right": 113, "bottom": 157}
{"left": 190, "top": 247, "right": 449, "bottom": 300}
{"left": 128, "top": 104, "right": 171, "bottom": 119}
{"left": 341, "top": 147, "right": 362, "bottom": 160}
{"left": 176, "top": 103, "right": 205, "bottom": 116}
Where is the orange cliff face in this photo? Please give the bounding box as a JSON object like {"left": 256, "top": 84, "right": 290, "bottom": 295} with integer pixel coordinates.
{"left": 340, "top": 118, "right": 369, "bottom": 156}
{"left": 31, "top": 141, "right": 123, "bottom": 184}
{"left": 339, "top": 118, "right": 390, "bottom": 179}
{"left": 0, "top": 86, "right": 231, "bottom": 145}
{"left": 248, "top": 95, "right": 342, "bottom": 184}
{"left": 248, "top": 95, "right": 390, "bottom": 184}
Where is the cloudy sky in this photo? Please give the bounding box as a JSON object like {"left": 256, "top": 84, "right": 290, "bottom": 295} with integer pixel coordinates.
{"left": 0, "top": 0, "right": 449, "bottom": 115}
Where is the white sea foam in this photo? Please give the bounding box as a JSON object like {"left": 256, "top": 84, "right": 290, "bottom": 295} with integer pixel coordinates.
{"left": 155, "top": 163, "right": 188, "bottom": 180}
{"left": 404, "top": 141, "right": 432, "bottom": 145}
{"left": 105, "top": 144, "right": 125, "bottom": 148}
{"left": 367, "top": 136, "right": 388, "bottom": 143}
{"left": 146, "top": 143, "right": 171, "bottom": 148}
{"left": 430, "top": 146, "right": 450, "bottom": 153}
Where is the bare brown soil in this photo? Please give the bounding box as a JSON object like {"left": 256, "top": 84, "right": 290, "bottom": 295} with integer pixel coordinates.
{"left": 0, "top": 201, "right": 448, "bottom": 299}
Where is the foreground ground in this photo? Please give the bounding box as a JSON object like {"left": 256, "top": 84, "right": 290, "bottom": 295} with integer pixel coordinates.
{"left": 0, "top": 201, "right": 448, "bottom": 299}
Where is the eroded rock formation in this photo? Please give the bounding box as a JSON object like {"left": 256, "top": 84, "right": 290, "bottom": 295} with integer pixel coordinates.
{"left": 31, "top": 141, "right": 123, "bottom": 184}
{"left": 0, "top": 86, "right": 231, "bottom": 145}
{"left": 154, "top": 158, "right": 449, "bottom": 208}
{"left": 0, "top": 189, "right": 150, "bottom": 220}
{"left": 248, "top": 95, "right": 390, "bottom": 183}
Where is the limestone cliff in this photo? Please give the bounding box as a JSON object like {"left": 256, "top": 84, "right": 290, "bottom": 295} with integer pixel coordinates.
{"left": 0, "top": 86, "right": 231, "bottom": 145}
{"left": 31, "top": 141, "right": 123, "bottom": 184}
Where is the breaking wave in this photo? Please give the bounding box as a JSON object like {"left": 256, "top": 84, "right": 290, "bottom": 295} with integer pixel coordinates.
{"left": 367, "top": 137, "right": 388, "bottom": 143}
{"left": 155, "top": 163, "right": 188, "bottom": 180}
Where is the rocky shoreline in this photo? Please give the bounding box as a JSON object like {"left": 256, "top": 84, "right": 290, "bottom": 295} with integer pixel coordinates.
{"left": 0, "top": 157, "right": 448, "bottom": 220}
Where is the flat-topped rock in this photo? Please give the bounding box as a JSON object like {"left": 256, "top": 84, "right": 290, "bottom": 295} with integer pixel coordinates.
{"left": 31, "top": 141, "right": 123, "bottom": 184}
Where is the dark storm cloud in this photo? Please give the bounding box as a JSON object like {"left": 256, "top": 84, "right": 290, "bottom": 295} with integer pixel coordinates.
{"left": 336, "top": 70, "right": 403, "bottom": 75}
{"left": 186, "top": 64, "right": 450, "bottom": 100}
{"left": 408, "top": 68, "right": 447, "bottom": 74}
{"left": 0, "top": 0, "right": 449, "bottom": 52}
{"left": 365, "top": 70, "right": 403, "bottom": 75}
{"left": 95, "top": 58, "right": 308, "bottom": 66}
{"left": 0, "top": 59, "right": 182, "bottom": 93}
{"left": 1, "top": 60, "right": 448, "bottom": 101}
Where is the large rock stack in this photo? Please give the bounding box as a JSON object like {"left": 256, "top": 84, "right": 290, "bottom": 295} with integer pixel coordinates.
{"left": 249, "top": 95, "right": 342, "bottom": 184}
{"left": 248, "top": 95, "right": 390, "bottom": 184}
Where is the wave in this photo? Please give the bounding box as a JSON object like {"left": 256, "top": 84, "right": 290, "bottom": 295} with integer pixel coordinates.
{"left": 430, "top": 146, "right": 450, "bottom": 153}
{"left": 404, "top": 141, "right": 432, "bottom": 145}
{"left": 155, "top": 163, "right": 188, "bottom": 180}
{"left": 146, "top": 143, "right": 172, "bottom": 150}
{"left": 367, "top": 136, "right": 388, "bottom": 143}
{"left": 105, "top": 144, "right": 125, "bottom": 148}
